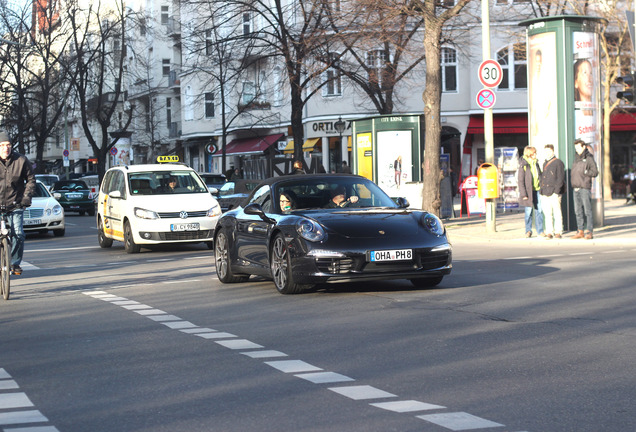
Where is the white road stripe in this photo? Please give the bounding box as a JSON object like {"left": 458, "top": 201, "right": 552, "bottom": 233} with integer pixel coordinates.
{"left": 215, "top": 339, "right": 263, "bottom": 350}
{"left": 328, "top": 385, "right": 396, "bottom": 401}
{"left": 370, "top": 400, "right": 446, "bottom": 413}
{"left": 417, "top": 411, "right": 504, "bottom": 430}
{"left": 295, "top": 372, "right": 354, "bottom": 384}
{"left": 5, "top": 426, "right": 60, "bottom": 432}
{"left": 264, "top": 360, "right": 322, "bottom": 374}
{"left": 0, "top": 411, "right": 49, "bottom": 426}
{"left": 241, "top": 350, "right": 288, "bottom": 359}
{"left": 0, "top": 393, "right": 34, "bottom": 409}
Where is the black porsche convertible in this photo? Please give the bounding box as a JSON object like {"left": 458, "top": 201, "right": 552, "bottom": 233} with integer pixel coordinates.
{"left": 214, "top": 174, "right": 452, "bottom": 294}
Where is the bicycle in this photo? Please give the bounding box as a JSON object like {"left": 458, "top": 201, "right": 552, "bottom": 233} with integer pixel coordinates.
{"left": 0, "top": 207, "right": 12, "bottom": 300}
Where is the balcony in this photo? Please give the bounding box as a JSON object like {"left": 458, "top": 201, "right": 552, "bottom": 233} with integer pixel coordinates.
{"left": 167, "top": 17, "right": 181, "bottom": 38}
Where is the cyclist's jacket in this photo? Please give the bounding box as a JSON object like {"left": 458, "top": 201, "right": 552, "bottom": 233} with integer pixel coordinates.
{"left": 0, "top": 151, "right": 36, "bottom": 211}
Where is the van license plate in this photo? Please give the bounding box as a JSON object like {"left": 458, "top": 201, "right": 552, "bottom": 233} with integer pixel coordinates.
{"left": 171, "top": 223, "right": 200, "bottom": 232}
{"left": 369, "top": 249, "right": 412, "bottom": 262}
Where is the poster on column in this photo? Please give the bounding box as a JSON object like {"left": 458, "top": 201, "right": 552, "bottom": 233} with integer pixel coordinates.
{"left": 114, "top": 137, "right": 131, "bottom": 165}
{"left": 528, "top": 32, "right": 558, "bottom": 159}
{"left": 572, "top": 31, "right": 601, "bottom": 198}
{"left": 376, "top": 130, "right": 412, "bottom": 197}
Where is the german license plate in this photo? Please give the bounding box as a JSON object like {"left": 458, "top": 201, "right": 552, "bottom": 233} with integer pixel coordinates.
{"left": 67, "top": 193, "right": 82, "bottom": 199}
{"left": 170, "top": 223, "right": 200, "bottom": 232}
{"left": 369, "top": 249, "right": 412, "bottom": 262}
{"left": 24, "top": 219, "right": 41, "bottom": 226}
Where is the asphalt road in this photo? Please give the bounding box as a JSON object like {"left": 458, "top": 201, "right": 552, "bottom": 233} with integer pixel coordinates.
{"left": 1, "top": 215, "right": 635, "bottom": 432}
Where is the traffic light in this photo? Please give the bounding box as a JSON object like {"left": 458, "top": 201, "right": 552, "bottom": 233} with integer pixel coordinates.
{"left": 616, "top": 73, "right": 636, "bottom": 103}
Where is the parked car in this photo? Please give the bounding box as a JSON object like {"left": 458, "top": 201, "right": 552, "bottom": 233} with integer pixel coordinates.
{"left": 52, "top": 180, "right": 95, "bottom": 216}
{"left": 96, "top": 163, "right": 222, "bottom": 253}
{"left": 198, "top": 173, "right": 227, "bottom": 194}
{"left": 24, "top": 181, "right": 65, "bottom": 236}
{"left": 35, "top": 174, "right": 59, "bottom": 191}
{"left": 216, "top": 180, "right": 261, "bottom": 212}
{"left": 214, "top": 174, "right": 452, "bottom": 294}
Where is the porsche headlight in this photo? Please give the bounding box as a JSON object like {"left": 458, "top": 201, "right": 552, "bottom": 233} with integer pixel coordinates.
{"left": 207, "top": 202, "right": 222, "bottom": 217}
{"left": 296, "top": 219, "right": 326, "bottom": 242}
{"left": 134, "top": 207, "right": 159, "bottom": 220}
{"left": 421, "top": 213, "right": 444, "bottom": 236}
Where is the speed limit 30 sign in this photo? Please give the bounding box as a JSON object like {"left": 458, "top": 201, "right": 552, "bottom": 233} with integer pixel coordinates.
{"left": 478, "top": 60, "right": 503, "bottom": 88}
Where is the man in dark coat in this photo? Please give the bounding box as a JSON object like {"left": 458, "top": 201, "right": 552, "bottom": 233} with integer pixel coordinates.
{"left": 0, "top": 131, "right": 36, "bottom": 275}
{"left": 571, "top": 139, "right": 598, "bottom": 239}
{"left": 518, "top": 145, "right": 544, "bottom": 238}
{"left": 539, "top": 144, "right": 565, "bottom": 239}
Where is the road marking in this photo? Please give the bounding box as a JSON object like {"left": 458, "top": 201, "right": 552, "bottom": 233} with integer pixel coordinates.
{"left": 371, "top": 400, "right": 445, "bottom": 412}
{"left": 82, "top": 290, "right": 514, "bottom": 431}
{"left": 329, "top": 385, "right": 396, "bottom": 400}
{"left": 417, "top": 411, "right": 504, "bottom": 430}
{"left": 0, "top": 369, "right": 58, "bottom": 430}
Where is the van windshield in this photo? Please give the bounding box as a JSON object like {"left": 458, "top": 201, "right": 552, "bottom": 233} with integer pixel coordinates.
{"left": 128, "top": 171, "right": 208, "bottom": 195}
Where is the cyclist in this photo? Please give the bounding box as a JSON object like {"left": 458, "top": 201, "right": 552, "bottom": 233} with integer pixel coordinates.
{"left": 0, "top": 131, "right": 36, "bottom": 276}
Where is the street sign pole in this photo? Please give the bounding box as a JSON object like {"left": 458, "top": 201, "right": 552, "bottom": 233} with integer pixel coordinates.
{"left": 481, "top": 0, "right": 496, "bottom": 233}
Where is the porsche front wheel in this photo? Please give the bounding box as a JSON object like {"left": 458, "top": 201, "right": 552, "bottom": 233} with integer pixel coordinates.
{"left": 270, "top": 234, "right": 311, "bottom": 294}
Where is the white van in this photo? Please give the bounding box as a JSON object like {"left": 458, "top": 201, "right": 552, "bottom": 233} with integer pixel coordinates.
{"left": 96, "top": 164, "right": 222, "bottom": 253}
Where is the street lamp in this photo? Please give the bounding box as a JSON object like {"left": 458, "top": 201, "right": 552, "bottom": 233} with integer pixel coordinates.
{"left": 334, "top": 116, "right": 346, "bottom": 172}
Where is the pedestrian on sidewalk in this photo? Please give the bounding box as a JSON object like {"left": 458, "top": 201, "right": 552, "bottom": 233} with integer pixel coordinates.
{"left": 571, "top": 139, "right": 598, "bottom": 239}
{"left": 518, "top": 145, "right": 545, "bottom": 238}
{"left": 540, "top": 144, "right": 565, "bottom": 239}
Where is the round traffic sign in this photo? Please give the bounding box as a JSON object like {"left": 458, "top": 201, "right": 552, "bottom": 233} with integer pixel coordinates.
{"left": 476, "top": 88, "right": 496, "bottom": 109}
{"left": 478, "top": 60, "right": 503, "bottom": 88}
{"left": 62, "top": 149, "right": 69, "bottom": 157}
{"left": 110, "top": 147, "right": 118, "bottom": 156}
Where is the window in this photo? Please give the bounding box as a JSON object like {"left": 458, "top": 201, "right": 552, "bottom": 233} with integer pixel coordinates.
{"left": 166, "top": 97, "right": 172, "bottom": 127}
{"left": 206, "top": 29, "right": 213, "bottom": 55}
{"left": 441, "top": 47, "right": 457, "bottom": 92}
{"left": 161, "top": 6, "right": 169, "bottom": 25}
{"left": 162, "top": 59, "right": 170, "bottom": 76}
{"left": 184, "top": 86, "right": 194, "bottom": 121}
{"left": 258, "top": 70, "right": 268, "bottom": 102}
{"left": 205, "top": 92, "right": 215, "bottom": 118}
{"left": 139, "top": 18, "right": 146, "bottom": 36}
{"left": 243, "top": 12, "right": 252, "bottom": 36}
{"left": 367, "top": 50, "right": 389, "bottom": 90}
{"left": 242, "top": 81, "right": 255, "bottom": 105}
{"left": 273, "top": 67, "right": 284, "bottom": 105}
{"left": 497, "top": 43, "right": 527, "bottom": 90}
{"left": 323, "top": 53, "right": 342, "bottom": 97}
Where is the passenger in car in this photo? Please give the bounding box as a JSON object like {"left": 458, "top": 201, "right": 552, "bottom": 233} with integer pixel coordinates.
{"left": 279, "top": 192, "right": 296, "bottom": 212}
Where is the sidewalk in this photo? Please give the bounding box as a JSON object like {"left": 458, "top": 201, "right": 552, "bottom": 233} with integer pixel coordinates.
{"left": 444, "top": 199, "right": 636, "bottom": 244}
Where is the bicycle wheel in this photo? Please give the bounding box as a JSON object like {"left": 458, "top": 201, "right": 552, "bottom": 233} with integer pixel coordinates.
{"left": 1, "top": 237, "right": 10, "bottom": 300}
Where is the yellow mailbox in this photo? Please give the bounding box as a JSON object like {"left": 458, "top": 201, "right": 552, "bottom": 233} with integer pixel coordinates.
{"left": 477, "top": 163, "right": 500, "bottom": 199}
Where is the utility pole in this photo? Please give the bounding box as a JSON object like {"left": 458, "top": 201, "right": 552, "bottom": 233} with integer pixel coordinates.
{"left": 482, "top": 0, "right": 496, "bottom": 233}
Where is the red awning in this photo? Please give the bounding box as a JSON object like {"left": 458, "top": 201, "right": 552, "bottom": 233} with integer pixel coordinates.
{"left": 224, "top": 133, "right": 285, "bottom": 155}
{"left": 610, "top": 112, "right": 636, "bottom": 131}
{"left": 467, "top": 114, "right": 528, "bottom": 134}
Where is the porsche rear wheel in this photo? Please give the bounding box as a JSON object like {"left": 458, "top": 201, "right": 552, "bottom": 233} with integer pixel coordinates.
{"left": 410, "top": 276, "right": 443, "bottom": 288}
{"left": 215, "top": 229, "right": 248, "bottom": 283}
{"left": 270, "top": 234, "right": 311, "bottom": 294}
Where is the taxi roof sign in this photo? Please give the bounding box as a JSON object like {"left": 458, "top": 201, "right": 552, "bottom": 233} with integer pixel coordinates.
{"left": 157, "top": 155, "right": 179, "bottom": 163}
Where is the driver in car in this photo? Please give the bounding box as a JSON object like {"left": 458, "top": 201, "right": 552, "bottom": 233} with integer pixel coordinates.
{"left": 325, "top": 185, "right": 358, "bottom": 208}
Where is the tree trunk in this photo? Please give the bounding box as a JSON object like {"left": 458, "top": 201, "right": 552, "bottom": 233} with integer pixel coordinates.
{"left": 421, "top": 22, "right": 443, "bottom": 216}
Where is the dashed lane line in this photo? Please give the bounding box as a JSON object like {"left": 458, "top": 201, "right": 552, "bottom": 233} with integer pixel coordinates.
{"left": 82, "top": 289, "right": 520, "bottom": 431}
{"left": 0, "top": 368, "right": 58, "bottom": 431}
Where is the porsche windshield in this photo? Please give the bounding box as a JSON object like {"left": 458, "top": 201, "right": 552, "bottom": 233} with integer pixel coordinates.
{"left": 275, "top": 177, "right": 398, "bottom": 210}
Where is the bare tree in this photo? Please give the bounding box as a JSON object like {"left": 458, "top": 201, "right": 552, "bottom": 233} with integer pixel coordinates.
{"left": 64, "top": 0, "right": 133, "bottom": 181}
{"left": 0, "top": 1, "right": 74, "bottom": 172}
{"left": 411, "top": 0, "right": 473, "bottom": 215}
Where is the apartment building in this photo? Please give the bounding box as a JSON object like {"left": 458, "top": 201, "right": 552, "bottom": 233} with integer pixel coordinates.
{"left": 28, "top": 0, "right": 635, "bottom": 197}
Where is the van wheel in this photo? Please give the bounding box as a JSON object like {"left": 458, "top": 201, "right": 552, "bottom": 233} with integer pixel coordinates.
{"left": 124, "top": 221, "right": 140, "bottom": 254}
{"left": 97, "top": 218, "right": 112, "bottom": 248}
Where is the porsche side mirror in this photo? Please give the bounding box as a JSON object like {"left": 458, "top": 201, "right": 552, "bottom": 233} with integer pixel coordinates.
{"left": 396, "top": 197, "right": 409, "bottom": 208}
{"left": 244, "top": 203, "right": 275, "bottom": 224}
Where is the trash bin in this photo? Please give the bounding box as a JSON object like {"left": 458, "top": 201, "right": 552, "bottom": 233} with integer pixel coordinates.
{"left": 477, "top": 163, "right": 499, "bottom": 199}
